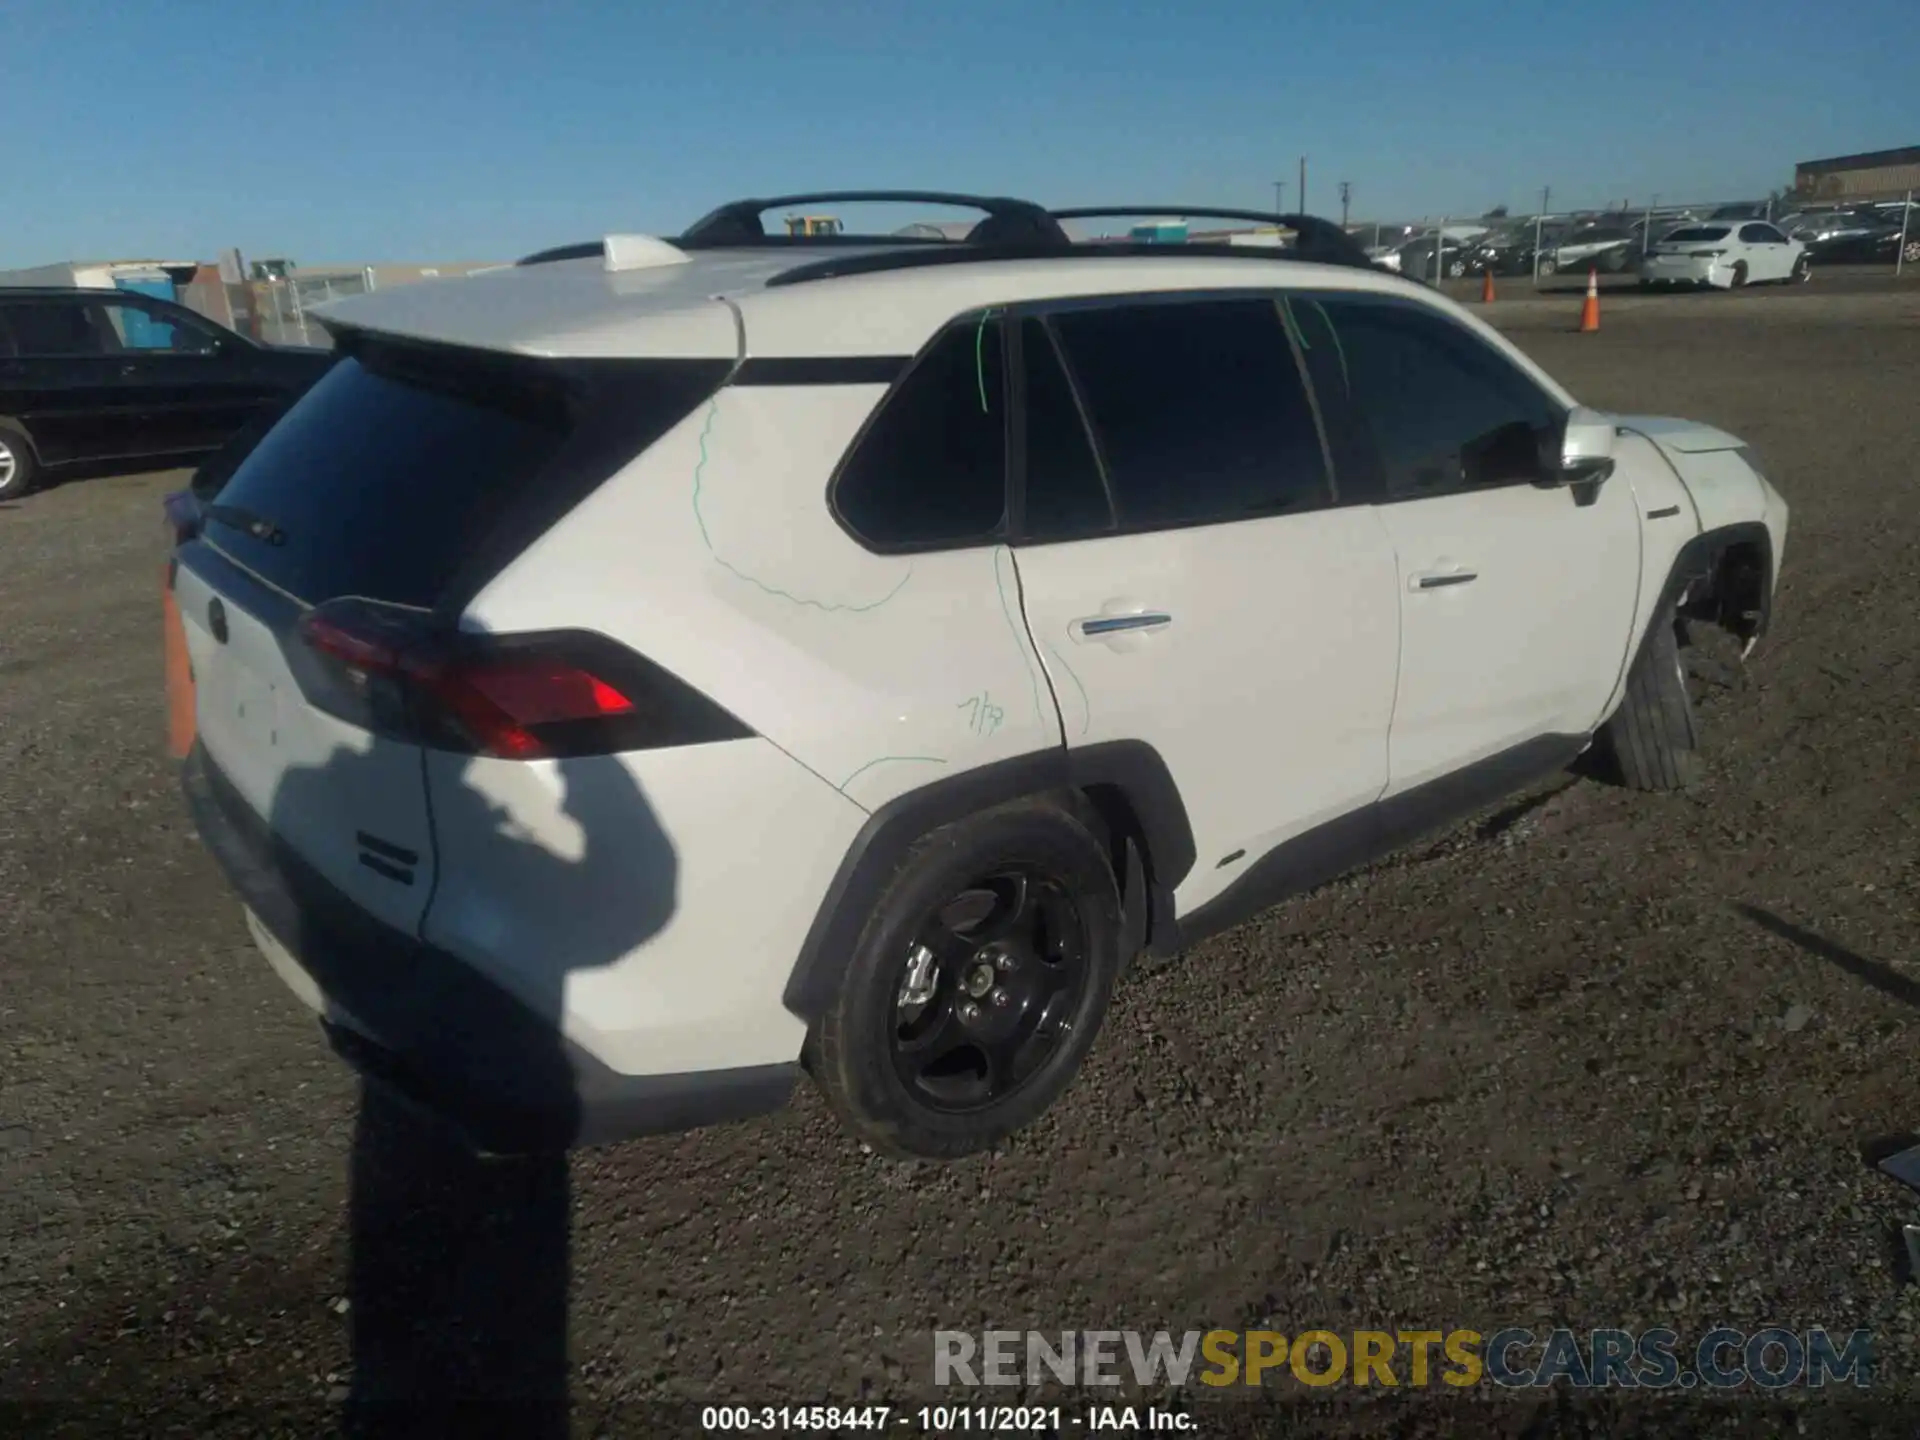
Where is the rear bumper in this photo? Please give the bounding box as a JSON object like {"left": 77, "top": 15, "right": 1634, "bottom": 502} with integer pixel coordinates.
{"left": 1643, "top": 258, "right": 1727, "bottom": 286}
{"left": 180, "top": 741, "right": 798, "bottom": 1154}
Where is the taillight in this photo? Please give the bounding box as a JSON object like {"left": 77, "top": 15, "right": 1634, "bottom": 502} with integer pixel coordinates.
{"left": 287, "top": 597, "right": 751, "bottom": 759}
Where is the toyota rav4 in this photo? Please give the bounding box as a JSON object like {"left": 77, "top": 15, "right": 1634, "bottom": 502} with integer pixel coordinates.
{"left": 173, "top": 191, "right": 1788, "bottom": 1160}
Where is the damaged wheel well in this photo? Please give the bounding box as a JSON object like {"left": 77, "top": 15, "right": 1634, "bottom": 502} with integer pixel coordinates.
{"left": 1674, "top": 525, "right": 1773, "bottom": 646}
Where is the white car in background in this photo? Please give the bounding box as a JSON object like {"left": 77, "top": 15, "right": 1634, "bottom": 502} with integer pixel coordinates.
{"left": 1640, "top": 221, "right": 1810, "bottom": 290}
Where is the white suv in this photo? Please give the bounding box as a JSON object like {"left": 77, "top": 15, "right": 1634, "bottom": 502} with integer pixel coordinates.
{"left": 174, "top": 191, "right": 1788, "bottom": 1161}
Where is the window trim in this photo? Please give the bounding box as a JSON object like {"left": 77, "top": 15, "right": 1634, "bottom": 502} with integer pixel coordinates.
{"left": 1002, "top": 287, "right": 1342, "bottom": 547}
{"left": 1287, "top": 289, "right": 1571, "bottom": 507}
{"left": 823, "top": 307, "right": 1015, "bottom": 557}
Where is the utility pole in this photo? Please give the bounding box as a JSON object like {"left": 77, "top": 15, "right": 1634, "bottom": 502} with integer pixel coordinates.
{"left": 1273, "top": 180, "right": 1286, "bottom": 215}
{"left": 1339, "top": 181, "right": 1351, "bottom": 229}
{"left": 1298, "top": 156, "right": 1307, "bottom": 216}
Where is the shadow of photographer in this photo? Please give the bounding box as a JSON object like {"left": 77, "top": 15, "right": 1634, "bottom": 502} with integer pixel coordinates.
{"left": 254, "top": 738, "right": 676, "bottom": 1437}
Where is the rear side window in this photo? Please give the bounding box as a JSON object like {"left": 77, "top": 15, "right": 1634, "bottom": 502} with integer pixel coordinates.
{"left": 833, "top": 313, "right": 1007, "bottom": 549}
{"left": 5, "top": 301, "right": 105, "bottom": 356}
{"left": 1046, "top": 298, "right": 1330, "bottom": 531}
{"left": 204, "top": 343, "right": 723, "bottom": 608}
{"left": 1307, "top": 295, "right": 1560, "bottom": 500}
{"left": 1664, "top": 227, "right": 1731, "bottom": 243}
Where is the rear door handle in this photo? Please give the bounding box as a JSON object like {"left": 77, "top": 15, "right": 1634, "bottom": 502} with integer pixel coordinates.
{"left": 1076, "top": 611, "right": 1172, "bottom": 637}
{"left": 1412, "top": 569, "right": 1478, "bottom": 591}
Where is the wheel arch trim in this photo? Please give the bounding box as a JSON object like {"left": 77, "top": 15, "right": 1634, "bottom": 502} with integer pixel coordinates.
{"left": 780, "top": 739, "right": 1195, "bottom": 1020}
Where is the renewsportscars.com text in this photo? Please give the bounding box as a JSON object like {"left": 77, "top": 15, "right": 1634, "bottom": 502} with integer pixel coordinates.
{"left": 934, "top": 1327, "right": 1873, "bottom": 1390}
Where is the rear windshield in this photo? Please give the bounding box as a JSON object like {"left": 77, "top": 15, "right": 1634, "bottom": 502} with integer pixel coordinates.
{"left": 204, "top": 341, "right": 723, "bottom": 608}
{"left": 1663, "top": 227, "right": 1732, "bottom": 243}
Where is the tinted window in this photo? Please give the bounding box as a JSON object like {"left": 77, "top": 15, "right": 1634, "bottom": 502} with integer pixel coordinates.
{"left": 1048, "top": 298, "right": 1330, "bottom": 529}
{"left": 5, "top": 301, "right": 104, "bottom": 356}
{"left": 1018, "top": 317, "right": 1112, "bottom": 542}
{"left": 1739, "top": 223, "right": 1784, "bottom": 243}
{"left": 1664, "top": 227, "right": 1732, "bottom": 243}
{"left": 834, "top": 314, "right": 1006, "bottom": 549}
{"left": 1311, "top": 296, "right": 1559, "bottom": 500}
{"left": 205, "top": 346, "right": 721, "bottom": 607}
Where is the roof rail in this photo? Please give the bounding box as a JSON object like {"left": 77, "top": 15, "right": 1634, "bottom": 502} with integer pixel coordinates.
{"left": 676, "top": 190, "right": 1071, "bottom": 249}
{"left": 764, "top": 208, "right": 1377, "bottom": 287}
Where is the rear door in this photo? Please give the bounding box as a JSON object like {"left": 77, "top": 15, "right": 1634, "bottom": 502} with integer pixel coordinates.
{"left": 176, "top": 343, "right": 585, "bottom": 935}
{"left": 1007, "top": 295, "right": 1401, "bottom": 917}
{"left": 1737, "top": 223, "right": 1793, "bottom": 280}
{"left": 0, "top": 297, "right": 138, "bottom": 464}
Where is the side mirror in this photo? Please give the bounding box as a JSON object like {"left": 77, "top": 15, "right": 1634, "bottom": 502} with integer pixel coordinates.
{"left": 1556, "top": 407, "right": 1617, "bottom": 499}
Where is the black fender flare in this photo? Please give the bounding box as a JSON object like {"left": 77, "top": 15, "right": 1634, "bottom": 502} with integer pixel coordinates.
{"left": 781, "top": 740, "right": 1195, "bottom": 1020}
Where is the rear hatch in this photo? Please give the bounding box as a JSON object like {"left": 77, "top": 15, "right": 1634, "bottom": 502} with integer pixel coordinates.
{"left": 175, "top": 332, "right": 727, "bottom": 937}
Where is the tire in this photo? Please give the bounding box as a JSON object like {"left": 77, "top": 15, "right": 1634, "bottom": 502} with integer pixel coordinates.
{"left": 0, "top": 421, "right": 38, "bottom": 500}
{"left": 1539, "top": 256, "right": 1558, "bottom": 276}
{"left": 1603, "top": 248, "right": 1627, "bottom": 273}
{"left": 1447, "top": 259, "right": 1466, "bottom": 278}
{"left": 1598, "top": 611, "right": 1701, "bottom": 791}
{"left": 806, "top": 799, "right": 1124, "bottom": 1160}
{"left": 1730, "top": 260, "right": 1749, "bottom": 289}
{"left": 1790, "top": 253, "right": 1812, "bottom": 284}
{"left": 1905, "top": 239, "right": 1920, "bottom": 265}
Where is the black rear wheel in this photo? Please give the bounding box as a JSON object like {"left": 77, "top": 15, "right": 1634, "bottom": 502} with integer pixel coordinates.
{"left": 808, "top": 800, "right": 1123, "bottom": 1159}
{"left": 0, "top": 421, "right": 38, "bottom": 500}
{"left": 889, "top": 868, "right": 1090, "bottom": 1114}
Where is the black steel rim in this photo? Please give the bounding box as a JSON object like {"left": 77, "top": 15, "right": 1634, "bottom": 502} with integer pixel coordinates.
{"left": 889, "top": 867, "right": 1089, "bottom": 1114}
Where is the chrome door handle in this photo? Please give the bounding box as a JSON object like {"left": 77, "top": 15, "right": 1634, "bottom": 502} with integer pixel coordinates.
{"left": 1076, "top": 611, "right": 1172, "bottom": 636}
{"left": 1413, "top": 571, "right": 1477, "bottom": 590}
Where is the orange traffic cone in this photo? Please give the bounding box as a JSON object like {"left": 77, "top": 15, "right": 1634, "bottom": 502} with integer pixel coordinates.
{"left": 1481, "top": 269, "right": 1496, "bottom": 304}
{"left": 1578, "top": 267, "right": 1600, "bottom": 332}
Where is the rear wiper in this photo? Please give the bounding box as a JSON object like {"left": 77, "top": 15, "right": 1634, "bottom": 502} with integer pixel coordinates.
{"left": 205, "top": 503, "right": 287, "bottom": 546}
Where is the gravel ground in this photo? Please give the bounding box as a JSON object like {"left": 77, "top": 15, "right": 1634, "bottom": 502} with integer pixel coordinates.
{"left": 2, "top": 291, "right": 1917, "bottom": 1438}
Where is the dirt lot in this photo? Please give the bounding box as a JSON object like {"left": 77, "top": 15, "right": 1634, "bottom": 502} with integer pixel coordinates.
{"left": 3, "top": 288, "right": 1919, "bottom": 1437}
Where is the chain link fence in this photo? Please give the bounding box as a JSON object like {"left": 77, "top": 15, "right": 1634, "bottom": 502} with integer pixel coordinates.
{"left": 177, "top": 269, "right": 376, "bottom": 348}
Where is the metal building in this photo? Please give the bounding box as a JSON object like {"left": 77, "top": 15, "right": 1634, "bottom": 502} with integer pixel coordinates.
{"left": 1794, "top": 145, "right": 1920, "bottom": 203}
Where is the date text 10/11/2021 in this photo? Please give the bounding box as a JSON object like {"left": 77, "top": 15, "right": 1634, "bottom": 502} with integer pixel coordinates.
{"left": 700, "top": 1405, "right": 1193, "bottom": 1432}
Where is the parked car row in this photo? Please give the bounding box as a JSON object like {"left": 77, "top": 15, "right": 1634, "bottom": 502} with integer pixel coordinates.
{"left": 1378, "top": 196, "right": 1917, "bottom": 287}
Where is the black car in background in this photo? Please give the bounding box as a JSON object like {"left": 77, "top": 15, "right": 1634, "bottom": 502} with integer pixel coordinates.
{"left": 1464, "top": 223, "right": 1568, "bottom": 276}
{"left": 0, "top": 287, "right": 334, "bottom": 498}
{"left": 1395, "top": 232, "right": 1476, "bottom": 282}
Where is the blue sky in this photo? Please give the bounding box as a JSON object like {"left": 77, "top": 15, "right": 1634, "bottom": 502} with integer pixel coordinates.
{"left": 5, "top": 0, "right": 1915, "bottom": 266}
